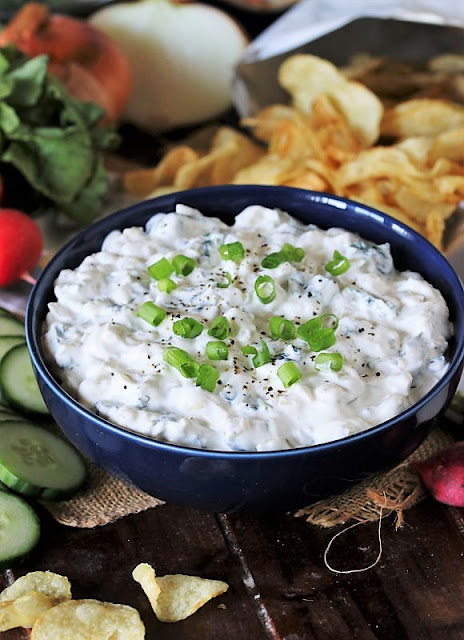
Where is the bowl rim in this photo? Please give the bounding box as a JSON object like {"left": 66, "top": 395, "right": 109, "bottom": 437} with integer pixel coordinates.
{"left": 27, "top": 185, "right": 464, "bottom": 459}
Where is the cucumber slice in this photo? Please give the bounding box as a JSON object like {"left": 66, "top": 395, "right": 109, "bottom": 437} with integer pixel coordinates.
{"left": 0, "top": 491, "right": 40, "bottom": 569}
{"left": 0, "top": 344, "right": 49, "bottom": 414}
{"left": 0, "top": 335, "right": 26, "bottom": 362}
{"left": 0, "top": 410, "right": 24, "bottom": 421}
{"left": 0, "top": 315, "right": 25, "bottom": 337}
{"left": 0, "top": 421, "right": 87, "bottom": 500}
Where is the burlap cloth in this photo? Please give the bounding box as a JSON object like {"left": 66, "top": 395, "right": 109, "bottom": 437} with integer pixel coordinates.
{"left": 41, "top": 426, "right": 455, "bottom": 529}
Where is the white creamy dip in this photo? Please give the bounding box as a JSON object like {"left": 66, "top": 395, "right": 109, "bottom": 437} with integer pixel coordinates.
{"left": 43, "top": 205, "right": 451, "bottom": 451}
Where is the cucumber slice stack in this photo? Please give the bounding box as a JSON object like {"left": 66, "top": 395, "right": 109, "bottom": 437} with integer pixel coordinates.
{"left": 0, "top": 491, "right": 41, "bottom": 570}
{"left": 0, "top": 307, "right": 87, "bottom": 569}
{"left": 0, "top": 421, "right": 87, "bottom": 500}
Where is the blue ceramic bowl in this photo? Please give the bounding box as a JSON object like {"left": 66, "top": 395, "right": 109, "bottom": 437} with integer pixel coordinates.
{"left": 26, "top": 186, "right": 464, "bottom": 512}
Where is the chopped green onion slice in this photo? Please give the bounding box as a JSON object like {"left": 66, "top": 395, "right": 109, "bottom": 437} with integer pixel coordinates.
{"left": 277, "top": 361, "right": 301, "bottom": 388}
{"left": 261, "top": 251, "right": 286, "bottom": 269}
{"left": 217, "top": 272, "right": 233, "bottom": 289}
{"left": 255, "top": 275, "right": 276, "bottom": 304}
{"left": 298, "top": 314, "right": 338, "bottom": 352}
{"left": 241, "top": 340, "right": 271, "bottom": 368}
{"left": 172, "top": 254, "right": 195, "bottom": 276}
{"left": 283, "top": 243, "right": 305, "bottom": 262}
{"left": 261, "top": 243, "right": 305, "bottom": 269}
{"left": 196, "top": 364, "right": 220, "bottom": 392}
{"left": 206, "top": 340, "right": 229, "bottom": 360}
{"left": 157, "top": 278, "right": 177, "bottom": 293}
{"left": 241, "top": 345, "right": 257, "bottom": 357}
{"left": 307, "top": 328, "right": 336, "bottom": 352}
{"left": 219, "top": 241, "right": 245, "bottom": 263}
{"left": 325, "top": 250, "right": 351, "bottom": 276}
{"left": 147, "top": 257, "right": 174, "bottom": 280}
{"left": 173, "top": 317, "right": 203, "bottom": 339}
{"left": 163, "top": 347, "right": 199, "bottom": 378}
{"left": 136, "top": 301, "right": 167, "bottom": 326}
{"left": 208, "top": 316, "right": 230, "bottom": 340}
{"left": 298, "top": 314, "right": 338, "bottom": 339}
{"left": 314, "top": 352, "right": 344, "bottom": 372}
{"left": 269, "top": 316, "right": 296, "bottom": 340}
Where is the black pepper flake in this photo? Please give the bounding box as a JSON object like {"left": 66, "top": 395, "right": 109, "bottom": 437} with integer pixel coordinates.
{"left": 358, "top": 328, "right": 365, "bottom": 333}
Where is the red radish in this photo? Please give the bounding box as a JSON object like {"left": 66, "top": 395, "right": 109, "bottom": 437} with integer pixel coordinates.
{"left": 0, "top": 209, "right": 43, "bottom": 286}
{"left": 414, "top": 442, "right": 464, "bottom": 507}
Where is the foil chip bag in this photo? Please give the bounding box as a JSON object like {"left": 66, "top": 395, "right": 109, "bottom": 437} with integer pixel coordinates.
{"left": 233, "top": 0, "right": 464, "bottom": 118}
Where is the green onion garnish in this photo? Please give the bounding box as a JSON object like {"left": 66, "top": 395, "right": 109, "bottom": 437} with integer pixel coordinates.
{"left": 269, "top": 316, "right": 296, "bottom": 340}
{"left": 219, "top": 241, "right": 245, "bottom": 263}
{"left": 157, "top": 278, "right": 177, "bottom": 293}
{"left": 217, "top": 272, "right": 233, "bottom": 289}
{"left": 277, "top": 361, "right": 301, "bottom": 388}
{"left": 255, "top": 275, "right": 276, "bottom": 304}
{"left": 325, "top": 250, "right": 350, "bottom": 276}
{"left": 261, "top": 243, "right": 305, "bottom": 269}
{"left": 196, "top": 364, "right": 220, "bottom": 392}
{"left": 241, "top": 340, "right": 271, "bottom": 368}
{"left": 261, "top": 251, "right": 286, "bottom": 269}
{"left": 297, "top": 314, "right": 338, "bottom": 352}
{"left": 208, "top": 316, "right": 230, "bottom": 340}
{"left": 136, "top": 301, "right": 167, "bottom": 327}
{"left": 283, "top": 243, "right": 305, "bottom": 263}
{"left": 206, "top": 340, "right": 229, "bottom": 360}
{"left": 173, "top": 317, "right": 204, "bottom": 339}
{"left": 314, "top": 352, "right": 344, "bottom": 372}
{"left": 147, "top": 257, "right": 174, "bottom": 280}
{"left": 307, "top": 329, "right": 336, "bottom": 352}
{"left": 172, "top": 254, "right": 195, "bottom": 276}
{"left": 163, "top": 347, "right": 199, "bottom": 378}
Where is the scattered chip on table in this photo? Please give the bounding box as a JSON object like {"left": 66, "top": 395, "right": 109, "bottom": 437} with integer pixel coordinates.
{"left": 132, "top": 562, "right": 229, "bottom": 623}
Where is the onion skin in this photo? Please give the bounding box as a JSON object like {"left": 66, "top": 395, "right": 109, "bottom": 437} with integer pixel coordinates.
{"left": 0, "top": 2, "right": 132, "bottom": 123}
{"left": 414, "top": 442, "right": 464, "bottom": 507}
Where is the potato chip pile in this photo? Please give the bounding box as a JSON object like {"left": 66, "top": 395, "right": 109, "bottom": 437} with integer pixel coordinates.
{"left": 122, "top": 53, "right": 464, "bottom": 250}
{"left": 0, "top": 567, "right": 229, "bottom": 636}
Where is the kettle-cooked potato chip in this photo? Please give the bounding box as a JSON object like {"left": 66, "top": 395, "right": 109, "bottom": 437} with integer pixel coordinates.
{"left": 381, "top": 98, "right": 464, "bottom": 138}
{"left": 31, "top": 599, "right": 145, "bottom": 640}
{"left": 155, "top": 573, "right": 229, "bottom": 623}
{"left": 132, "top": 562, "right": 229, "bottom": 623}
{"left": 132, "top": 563, "right": 161, "bottom": 611}
{"left": 278, "top": 54, "right": 383, "bottom": 147}
{"left": 0, "top": 571, "right": 71, "bottom": 606}
{"left": 0, "top": 592, "right": 53, "bottom": 632}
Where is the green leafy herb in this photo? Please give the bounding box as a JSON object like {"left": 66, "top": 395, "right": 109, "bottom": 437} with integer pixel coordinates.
{"left": 0, "top": 46, "right": 119, "bottom": 224}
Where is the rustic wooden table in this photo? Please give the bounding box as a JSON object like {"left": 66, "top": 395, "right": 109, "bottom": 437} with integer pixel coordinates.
{"left": 1, "top": 493, "right": 463, "bottom": 639}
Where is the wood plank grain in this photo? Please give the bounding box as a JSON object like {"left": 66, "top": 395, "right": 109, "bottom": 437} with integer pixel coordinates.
{"left": 224, "top": 498, "right": 464, "bottom": 640}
